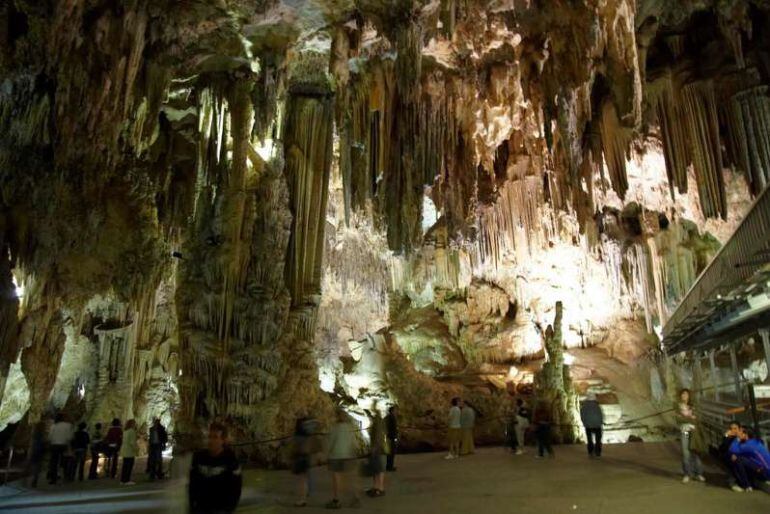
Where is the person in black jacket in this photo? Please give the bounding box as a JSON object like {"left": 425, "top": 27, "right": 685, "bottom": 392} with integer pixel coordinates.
{"left": 71, "top": 422, "right": 90, "bottom": 481}
{"left": 385, "top": 406, "right": 399, "bottom": 472}
{"left": 189, "top": 422, "right": 242, "bottom": 514}
{"left": 718, "top": 422, "right": 741, "bottom": 489}
{"left": 147, "top": 418, "right": 168, "bottom": 480}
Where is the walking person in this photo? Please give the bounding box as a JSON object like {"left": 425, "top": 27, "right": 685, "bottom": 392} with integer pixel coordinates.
{"left": 189, "top": 422, "right": 243, "bottom": 514}
{"left": 325, "top": 408, "right": 359, "bottom": 509}
{"left": 533, "top": 400, "right": 554, "bottom": 458}
{"left": 88, "top": 422, "right": 104, "bottom": 479}
{"left": 365, "top": 407, "right": 387, "bottom": 498}
{"left": 26, "top": 421, "right": 46, "bottom": 488}
{"left": 47, "top": 413, "right": 73, "bottom": 484}
{"left": 675, "top": 388, "right": 706, "bottom": 483}
{"left": 104, "top": 418, "right": 123, "bottom": 479}
{"left": 291, "top": 416, "right": 317, "bottom": 507}
{"left": 385, "top": 406, "right": 399, "bottom": 471}
{"left": 119, "top": 419, "right": 138, "bottom": 485}
{"left": 580, "top": 393, "right": 604, "bottom": 458}
{"left": 513, "top": 398, "right": 531, "bottom": 455}
{"left": 147, "top": 418, "right": 168, "bottom": 480}
{"left": 72, "top": 422, "right": 90, "bottom": 481}
{"left": 445, "top": 398, "right": 462, "bottom": 460}
{"left": 460, "top": 401, "right": 476, "bottom": 456}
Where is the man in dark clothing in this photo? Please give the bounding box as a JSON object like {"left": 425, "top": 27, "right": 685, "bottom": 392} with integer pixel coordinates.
{"left": 147, "top": 418, "right": 168, "bottom": 480}
{"left": 88, "top": 423, "right": 104, "bottom": 479}
{"left": 718, "top": 422, "right": 741, "bottom": 487}
{"left": 189, "top": 423, "right": 242, "bottom": 514}
{"left": 385, "top": 406, "right": 399, "bottom": 471}
{"left": 71, "top": 422, "right": 90, "bottom": 481}
{"left": 532, "top": 401, "right": 554, "bottom": 458}
{"left": 579, "top": 393, "right": 604, "bottom": 458}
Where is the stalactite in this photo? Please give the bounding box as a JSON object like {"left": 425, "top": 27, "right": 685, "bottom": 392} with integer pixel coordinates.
{"left": 649, "top": 74, "right": 689, "bottom": 197}
{"left": 283, "top": 93, "right": 334, "bottom": 305}
{"left": 599, "top": 99, "right": 631, "bottom": 199}
{"left": 725, "top": 86, "right": 770, "bottom": 195}
{"left": 0, "top": 243, "right": 19, "bottom": 407}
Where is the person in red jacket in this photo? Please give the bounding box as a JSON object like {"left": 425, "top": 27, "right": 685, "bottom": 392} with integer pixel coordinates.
{"left": 103, "top": 418, "right": 123, "bottom": 479}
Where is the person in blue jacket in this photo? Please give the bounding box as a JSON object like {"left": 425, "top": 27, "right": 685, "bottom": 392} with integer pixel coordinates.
{"left": 728, "top": 426, "right": 770, "bottom": 492}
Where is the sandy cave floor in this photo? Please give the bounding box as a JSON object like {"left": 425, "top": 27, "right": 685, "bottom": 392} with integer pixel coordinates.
{"left": 0, "top": 442, "right": 768, "bottom": 513}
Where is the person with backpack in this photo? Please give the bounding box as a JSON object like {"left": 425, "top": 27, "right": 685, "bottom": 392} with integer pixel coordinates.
{"left": 580, "top": 393, "right": 604, "bottom": 458}
{"left": 147, "top": 418, "right": 168, "bottom": 480}
{"left": 71, "top": 422, "right": 90, "bottom": 481}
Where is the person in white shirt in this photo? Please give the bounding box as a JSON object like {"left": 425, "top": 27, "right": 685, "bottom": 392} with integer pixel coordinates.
{"left": 47, "top": 413, "right": 73, "bottom": 484}
{"left": 445, "top": 398, "right": 462, "bottom": 460}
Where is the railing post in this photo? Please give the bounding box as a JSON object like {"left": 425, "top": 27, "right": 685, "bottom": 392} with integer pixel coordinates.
{"left": 729, "top": 343, "right": 742, "bottom": 400}
{"left": 709, "top": 350, "right": 720, "bottom": 401}
{"left": 693, "top": 352, "right": 703, "bottom": 399}
{"left": 760, "top": 328, "right": 770, "bottom": 379}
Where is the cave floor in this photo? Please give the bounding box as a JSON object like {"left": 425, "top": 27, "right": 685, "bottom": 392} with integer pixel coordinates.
{"left": 0, "top": 442, "right": 768, "bottom": 513}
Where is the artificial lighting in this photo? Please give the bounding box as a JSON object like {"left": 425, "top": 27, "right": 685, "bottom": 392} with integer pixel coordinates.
{"left": 254, "top": 138, "right": 274, "bottom": 161}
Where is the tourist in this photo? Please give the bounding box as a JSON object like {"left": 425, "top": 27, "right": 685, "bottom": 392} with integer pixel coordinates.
{"left": 532, "top": 400, "right": 554, "bottom": 458}
{"left": 460, "top": 401, "right": 476, "bottom": 456}
{"left": 189, "top": 422, "right": 243, "bottom": 514}
{"left": 445, "top": 398, "right": 462, "bottom": 460}
{"left": 147, "top": 417, "right": 168, "bottom": 480}
{"left": 104, "top": 418, "right": 123, "bottom": 479}
{"left": 719, "top": 422, "right": 741, "bottom": 488}
{"left": 728, "top": 426, "right": 770, "bottom": 492}
{"left": 291, "top": 416, "right": 317, "bottom": 507}
{"left": 513, "top": 398, "right": 530, "bottom": 455}
{"left": 119, "top": 419, "right": 138, "bottom": 485}
{"left": 675, "top": 388, "right": 706, "bottom": 483}
{"left": 580, "top": 393, "right": 604, "bottom": 458}
{"left": 88, "top": 422, "right": 104, "bottom": 479}
{"left": 385, "top": 405, "right": 399, "bottom": 471}
{"left": 71, "top": 422, "right": 90, "bottom": 481}
{"left": 365, "top": 408, "right": 387, "bottom": 498}
{"left": 47, "top": 413, "right": 73, "bottom": 484}
{"left": 325, "top": 408, "right": 359, "bottom": 509}
{"left": 26, "top": 421, "right": 46, "bottom": 488}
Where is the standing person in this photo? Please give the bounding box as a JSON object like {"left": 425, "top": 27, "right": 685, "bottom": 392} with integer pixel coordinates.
{"left": 675, "top": 388, "right": 706, "bottom": 483}
{"left": 532, "top": 400, "right": 554, "bottom": 458}
{"left": 27, "top": 421, "right": 46, "bottom": 488}
{"left": 147, "top": 418, "right": 168, "bottom": 480}
{"left": 460, "top": 401, "right": 476, "bottom": 456}
{"left": 47, "top": 413, "right": 73, "bottom": 484}
{"left": 365, "top": 408, "right": 387, "bottom": 498}
{"left": 119, "top": 420, "right": 138, "bottom": 485}
{"left": 513, "top": 398, "right": 531, "bottom": 455}
{"left": 72, "top": 422, "right": 90, "bottom": 481}
{"left": 728, "top": 426, "right": 770, "bottom": 492}
{"left": 580, "top": 393, "right": 604, "bottom": 458}
{"left": 104, "top": 418, "right": 123, "bottom": 479}
{"left": 325, "top": 408, "right": 359, "bottom": 509}
{"left": 385, "top": 406, "right": 399, "bottom": 472}
{"left": 291, "top": 417, "right": 315, "bottom": 507}
{"left": 88, "top": 422, "right": 104, "bottom": 479}
{"left": 445, "top": 398, "right": 462, "bottom": 460}
{"left": 189, "top": 422, "right": 243, "bottom": 514}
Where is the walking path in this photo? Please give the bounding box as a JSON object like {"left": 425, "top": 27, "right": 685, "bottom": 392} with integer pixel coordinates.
{"left": 0, "top": 442, "right": 767, "bottom": 513}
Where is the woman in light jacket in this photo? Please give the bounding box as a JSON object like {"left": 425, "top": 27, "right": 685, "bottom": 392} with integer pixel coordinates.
{"left": 119, "top": 419, "right": 138, "bottom": 485}
{"left": 675, "top": 389, "right": 706, "bottom": 483}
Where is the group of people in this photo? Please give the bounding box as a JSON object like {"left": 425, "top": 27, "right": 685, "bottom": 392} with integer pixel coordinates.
{"left": 676, "top": 387, "right": 770, "bottom": 491}
{"left": 445, "top": 397, "right": 477, "bottom": 459}
{"left": 27, "top": 413, "right": 168, "bottom": 488}
{"left": 289, "top": 404, "right": 399, "bottom": 509}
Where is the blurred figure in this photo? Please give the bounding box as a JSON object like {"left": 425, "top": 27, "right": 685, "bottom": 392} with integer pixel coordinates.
{"left": 580, "top": 393, "right": 604, "bottom": 458}
{"left": 385, "top": 406, "right": 399, "bottom": 471}
{"left": 445, "top": 398, "right": 462, "bottom": 460}
{"left": 88, "top": 422, "right": 104, "bottom": 479}
{"left": 189, "top": 422, "right": 242, "bottom": 514}
{"left": 104, "top": 418, "right": 123, "bottom": 479}
{"left": 120, "top": 419, "right": 138, "bottom": 485}
{"left": 728, "top": 426, "right": 770, "bottom": 492}
{"left": 675, "top": 388, "right": 705, "bottom": 483}
{"left": 513, "top": 398, "right": 531, "bottom": 455}
{"left": 533, "top": 401, "right": 554, "bottom": 458}
{"left": 365, "top": 407, "right": 386, "bottom": 498}
{"left": 291, "top": 416, "right": 319, "bottom": 507}
{"left": 147, "top": 417, "right": 168, "bottom": 480}
{"left": 26, "top": 421, "right": 46, "bottom": 488}
{"left": 460, "top": 401, "right": 476, "bottom": 456}
{"left": 47, "top": 413, "right": 73, "bottom": 484}
{"left": 719, "top": 422, "right": 741, "bottom": 488}
{"left": 325, "top": 408, "right": 359, "bottom": 509}
{"left": 72, "top": 422, "right": 90, "bottom": 481}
